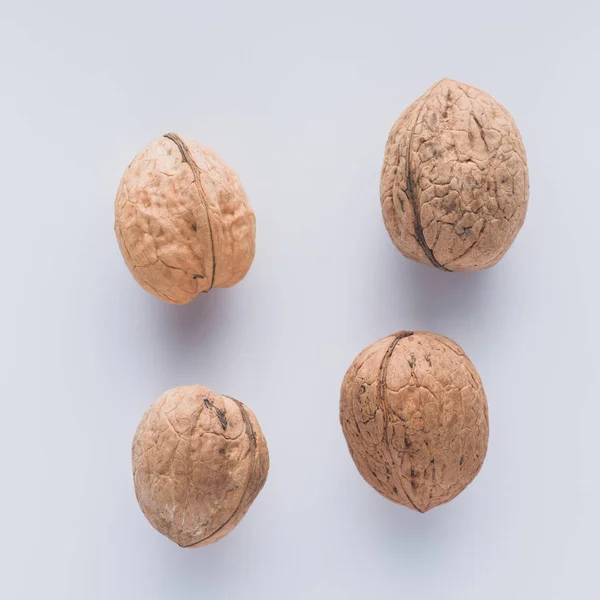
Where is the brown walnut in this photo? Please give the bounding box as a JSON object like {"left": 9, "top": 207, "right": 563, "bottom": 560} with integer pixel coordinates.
{"left": 132, "top": 385, "right": 269, "bottom": 547}
{"left": 340, "top": 331, "right": 488, "bottom": 512}
{"left": 115, "top": 134, "right": 255, "bottom": 304}
{"left": 381, "top": 79, "right": 528, "bottom": 271}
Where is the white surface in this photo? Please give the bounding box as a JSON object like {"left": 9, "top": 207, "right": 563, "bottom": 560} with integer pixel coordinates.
{"left": 1, "top": 1, "right": 599, "bottom": 598}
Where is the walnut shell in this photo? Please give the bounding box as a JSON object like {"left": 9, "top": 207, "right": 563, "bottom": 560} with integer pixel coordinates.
{"left": 115, "top": 134, "right": 255, "bottom": 304}
{"left": 381, "top": 79, "right": 528, "bottom": 271}
{"left": 132, "top": 385, "right": 269, "bottom": 547}
{"left": 340, "top": 331, "right": 488, "bottom": 512}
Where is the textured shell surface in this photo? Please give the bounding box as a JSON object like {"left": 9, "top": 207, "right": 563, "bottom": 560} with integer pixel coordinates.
{"left": 381, "top": 79, "right": 528, "bottom": 271}
{"left": 340, "top": 331, "right": 488, "bottom": 512}
{"left": 132, "top": 385, "right": 269, "bottom": 547}
{"left": 115, "top": 134, "right": 256, "bottom": 304}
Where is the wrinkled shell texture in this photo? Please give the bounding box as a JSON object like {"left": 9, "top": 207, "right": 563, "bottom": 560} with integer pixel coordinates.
{"left": 340, "top": 331, "right": 488, "bottom": 512}
{"left": 381, "top": 79, "right": 528, "bottom": 271}
{"left": 115, "top": 134, "right": 255, "bottom": 304}
{"left": 132, "top": 385, "right": 269, "bottom": 547}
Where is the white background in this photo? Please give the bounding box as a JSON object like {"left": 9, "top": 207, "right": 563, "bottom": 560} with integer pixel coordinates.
{"left": 1, "top": 1, "right": 599, "bottom": 598}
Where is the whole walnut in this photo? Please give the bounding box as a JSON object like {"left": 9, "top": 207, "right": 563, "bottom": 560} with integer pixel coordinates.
{"left": 115, "top": 134, "right": 255, "bottom": 304}
{"left": 381, "top": 79, "right": 528, "bottom": 271}
{"left": 132, "top": 385, "right": 269, "bottom": 547}
{"left": 340, "top": 331, "right": 488, "bottom": 512}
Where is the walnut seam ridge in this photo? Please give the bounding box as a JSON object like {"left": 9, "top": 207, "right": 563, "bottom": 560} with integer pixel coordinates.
{"left": 163, "top": 133, "right": 217, "bottom": 290}
{"left": 405, "top": 82, "right": 450, "bottom": 272}
{"left": 182, "top": 396, "right": 261, "bottom": 547}
{"left": 376, "top": 330, "right": 422, "bottom": 512}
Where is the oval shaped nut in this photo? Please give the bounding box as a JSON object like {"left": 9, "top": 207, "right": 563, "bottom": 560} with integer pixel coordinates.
{"left": 381, "top": 79, "right": 529, "bottom": 271}
{"left": 340, "top": 331, "right": 488, "bottom": 512}
{"left": 132, "top": 385, "right": 269, "bottom": 547}
{"left": 115, "top": 134, "right": 256, "bottom": 304}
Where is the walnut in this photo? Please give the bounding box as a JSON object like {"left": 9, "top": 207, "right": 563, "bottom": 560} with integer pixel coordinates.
{"left": 340, "top": 331, "right": 488, "bottom": 512}
{"left": 115, "top": 134, "right": 255, "bottom": 304}
{"left": 132, "top": 385, "right": 269, "bottom": 547}
{"left": 381, "top": 79, "right": 528, "bottom": 271}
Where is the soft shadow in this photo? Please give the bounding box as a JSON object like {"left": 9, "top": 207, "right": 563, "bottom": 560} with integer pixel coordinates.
{"left": 375, "top": 497, "right": 443, "bottom": 558}
{"left": 149, "top": 288, "right": 235, "bottom": 352}
{"left": 152, "top": 288, "right": 234, "bottom": 344}
{"left": 336, "top": 463, "right": 450, "bottom": 568}
{"left": 394, "top": 257, "right": 501, "bottom": 332}
{"left": 357, "top": 485, "right": 471, "bottom": 571}
{"left": 151, "top": 535, "right": 240, "bottom": 597}
{"left": 135, "top": 288, "right": 240, "bottom": 384}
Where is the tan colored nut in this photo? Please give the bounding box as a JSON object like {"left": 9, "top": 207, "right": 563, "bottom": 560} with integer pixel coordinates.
{"left": 132, "top": 385, "right": 269, "bottom": 547}
{"left": 115, "top": 134, "right": 255, "bottom": 304}
{"left": 381, "top": 79, "right": 528, "bottom": 271}
{"left": 340, "top": 331, "right": 488, "bottom": 512}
